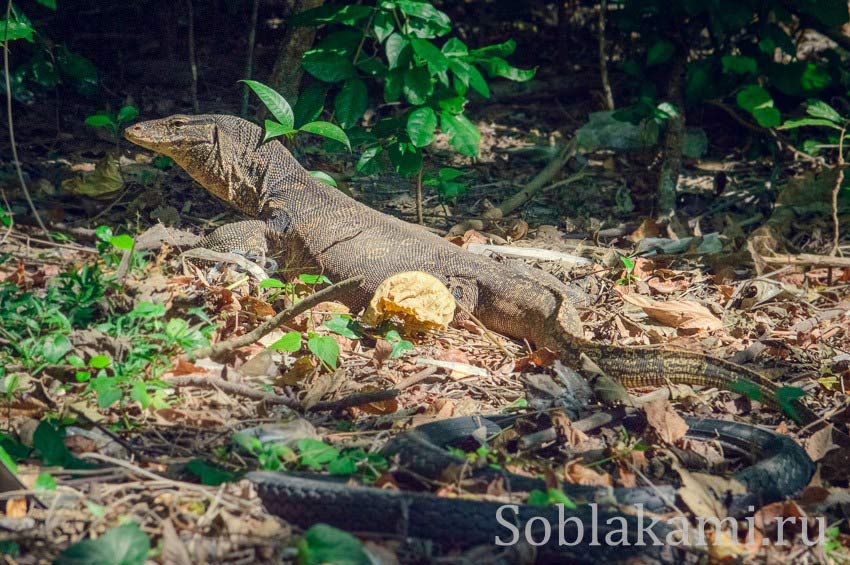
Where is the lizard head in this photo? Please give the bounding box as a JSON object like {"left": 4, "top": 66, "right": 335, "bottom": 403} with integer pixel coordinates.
{"left": 124, "top": 114, "right": 216, "bottom": 156}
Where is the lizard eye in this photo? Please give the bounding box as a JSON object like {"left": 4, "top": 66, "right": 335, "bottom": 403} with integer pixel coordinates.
{"left": 170, "top": 117, "right": 190, "bottom": 127}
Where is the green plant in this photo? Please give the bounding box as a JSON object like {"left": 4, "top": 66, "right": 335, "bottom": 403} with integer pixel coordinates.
{"left": 527, "top": 487, "right": 578, "bottom": 508}
{"left": 383, "top": 329, "right": 413, "bottom": 358}
{"left": 422, "top": 167, "right": 468, "bottom": 200}
{"left": 297, "top": 524, "right": 370, "bottom": 565}
{"left": 615, "top": 255, "right": 637, "bottom": 286}
{"left": 55, "top": 523, "right": 150, "bottom": 565}
{"left": 85, "top": 105, "right": 139, "bottom": 155}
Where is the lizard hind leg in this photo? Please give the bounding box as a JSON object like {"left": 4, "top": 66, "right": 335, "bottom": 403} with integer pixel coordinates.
{"left": 195, "top": 219, "right": 275, "bottom": 270}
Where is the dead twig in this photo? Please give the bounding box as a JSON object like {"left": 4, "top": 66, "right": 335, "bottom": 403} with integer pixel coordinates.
{"left": 185, "top": 276, "right": 363, "bottom": 359}
{"left": 830, "top": 128, "right": 845, "bottom": 256}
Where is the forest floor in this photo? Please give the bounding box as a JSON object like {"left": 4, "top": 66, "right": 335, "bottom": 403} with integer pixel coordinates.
{"left": 1, "top": 44, "right": 849, "bottom": 563}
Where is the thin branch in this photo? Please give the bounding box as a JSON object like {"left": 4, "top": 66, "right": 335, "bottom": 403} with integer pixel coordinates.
{"left": 240, "top": 0, "right": 260, "bottom": 117}
{"left": 184, "top": 276, "right": 363, "bottom": 359}
{"left": 185, "top": 0, "right": 199, "bottom": 113}
{"left": 3, "top": 0, "right": 49, "bottom": 239}
{"left": 598, "top": 0, "right": 615, "bottom": 110}
{"left": 831, "top": 128, "right": 845, "bottom": 256}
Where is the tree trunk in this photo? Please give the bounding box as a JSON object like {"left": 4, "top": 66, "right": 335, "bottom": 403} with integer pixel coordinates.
{"left": 655, "top": 55, "right": 686, "bottom": 222}
{"left": 265, "top": 0, "right": 324, "bottom": 109}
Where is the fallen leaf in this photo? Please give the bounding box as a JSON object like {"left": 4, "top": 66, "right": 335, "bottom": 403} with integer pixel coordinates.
{"left": 629, "top": 218, "right": 661, "bottom": 241}
{"left": 61, "top": 155, "right": 123, "bottom": 199}
{"left": 564, "top": 461, "right": 613, "bottom": 487}
{"left": 276, "top": 356, "right": 317, "bottom": 386}
{"left": 362, "top": 271, "right": 455, "bottom": 333}
{"left": 239, "top": 296, "right": 276, "bottom": 318}
{"left": 644, "top": 399, "right": 689, "bottom": 444}
{"left": 620, "top": 292, "right": 723, "bottom": 334}
{"left": 804, "top": 424, "right": 835, "bottom": 462}
{"left": 5, "top": 497, "right": 27, "bottom": 518}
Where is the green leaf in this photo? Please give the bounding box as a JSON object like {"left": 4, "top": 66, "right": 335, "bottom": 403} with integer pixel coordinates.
{"left": 92, "top": 377, "right": 123, "bottom": 409}
{"left": 89, "top": 355, "right": 111, "bottom": 369}
{"left": 442, "top": 38, "right": 468, "bottom": 57}
{"left": 527, "top": 489, "right": 550, "bottom": 507}
{"left": 721, "top": 55, "right": 757, "bottom": 75}
{"left": 0, "top": 446, "right": 17, "bottom": 475}
{"left": 383, "top": 70, "right": 403, "bottom": 102}
{"left": 302, "top": 50, "right": 356, "bottom": 83}
{"left": 0, "top": 19, "right": 35, "bottom": 42}
{"left": 333, "top": 79, "right": 368, "bottom": 130}
{"left": 729, "top": 379, "right": 763, "bottom": 402}
{"left": 406, "top": 107, "right": 437, "bottom": 147}
{"left": 84, "top": 114, "right": 114, "bottom": 128}
{"left": 262, "top": 120, "right": 295, "bottom": 142}
{"left": 55, "top": 523, "right": 150, "bottom": 565}
{"left": 470, "top": 39, "right": 516, "bottom": 59}
{"left": 186, "top": 459, "right": 236, "bottom": 486}
{"left": 43, "top": 335, "right": 72, "bottom": 364}
{"left": 478, "top": 58, "right": 535, "bottom": 82}
{"left": 292, "top": 4, "right": 373, "bottom": 27}
{"left": 356, "top": 146, "right": 383, "bottom": 173}
{"left": 324, "top": 316, "right": 361, "bottom": 340}
{"left": 37, "top": 0, "right": 57, "bottom": 9}
{"left": 646, "top": 40, "right": 675, "bottom": 67}
{"left": 410, "top": 38, "right": 449, "bottom": 74}
{"left": 467, "top": 65, "right": 490, "bottom": 97}
{"left": 297, "top": 439, "right": 339, "bottom": 469}
{"left": 753, "top": 106, "right": 781, "bottom": 128}
{"left": 308, "top": 335, "right": 339, "bottom": 369}
{"left": 109, "top": 234, "right": 134, "bottom": 250}
{"left": 33, "top": 421, "right": 71, "bottom": 467}
{"left": 620, "top": 256, "right": 635, "bottom": 272}
{"left": 395, "top": 1, "right": 451, "bottom": 33}
{"left": 736, "top": 85, "right": 772, "bottom": 113}
{"left": 389, "top": 339, "right": 413, "bottom": 359}
{"left": 297, "top": 524, "right": 370, "bottom": 565}
{"left": 34, "top": 472, "right": 56, "bottom": 491}
{"left": 776, "top": 386, "right": 808, "bottom": 423}
{"left": 299, "top": 274, "right": 332, "bottom": 285}
{"left": 268, "top": 331, "right": 302, "bottom": 353}
{"left": 241, "top": 80, "right": 294, "bottom": 130}
{"left": 546, "top": 488, "right": 577, "bottom": 509}
{"left": 116, "top": 106, "right": 139, "bottom": 124}
{"left": 806, "top": 99, "right": 843, "bottom": 124}
{"left": 385, "top": 34, "right": 410, "bottom": 70}
{"left": 779, "top": 118, "right": 843, "bottom": 131}
{"left": 441, "top": 112, "right": 480, "bottom": 157}
{"left": 129, "top": 381, "right": 150, "bottom": 410}
{"left": 328, "top": 455, "right": 357, "bottom": 475}
{"left": 260, "top": 278, "right": 288, "bottom": 288}
{"left": 309, "top": 171, "right": 337, "bottom": 187}
{"left": 402, "top": 66, "right": 433, "bottom": 105}
{"left": 372, "top": 11, "right": 395, "bottom": 43}
{"left": 293, "top": 82, "right": 329, "bottom": 128}
{"left": 300, "top": 121, "right": 352, "bottom": 151}
{"left": 387, "top": 142, "right": 423, "bottom": 176}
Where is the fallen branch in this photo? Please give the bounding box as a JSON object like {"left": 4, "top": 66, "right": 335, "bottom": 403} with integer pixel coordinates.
{"left": 185, "top": 276, "right": 363, "bottom": 359}
{"left": 466, "top": 243, "right": 592, "bottom": 266}
{"left": 761, "top": 253, "right": 850, "bottom": 269}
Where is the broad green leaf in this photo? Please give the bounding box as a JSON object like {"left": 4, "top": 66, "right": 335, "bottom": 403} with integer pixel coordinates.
{"left": 297, "top": 439, "right": 339, "bottom": 469}
{"left": 328, "top": 455, "right": 357, "bottom": 475}
{"left": 43, "top": 335, "right": 72, "bottom": 364}
{"left": 372, "top": 11, "right": 394, "bottom": 43}
{"left": 308, "top": 335, "right": 339, "bottom": 369}
{"left": 442, "top": 38, "right": 468, "bottom": 57}
{"left": 324, "top": 315, "right": 361, "bottom": 339}
{"left": 395, "top": 0, "right": 451, "bottom": 32}
{"left": 438, "top": 94, "right": 465, "bottom": 114}
{"left": 387, "top": 142, "right": 422, "bottom": 176}
{"left": 299, "top": 273, "right": 331, "bottom": 285}
{"left": 646, "top": 40, "right": 675, "bottom": 67}
{"left": 186, "top": 459, "right": 236, "bottom": 486}
{"left": 34, "top": 472, "right": 56, "bottom": 491}
{"left": 406, "top": 107, "right": 437, "bottom": 147}
{"left": 55, "top": 523, "right": 150, "bottom": 565}
{"left": 356, "top": 146, "right": 383, "bottom": 173}
{"left": 729, "top": 379, "right": 763, "bottom": 402}
{"left": 753, "top": 106, "right": 781, "bottom": 128}
{"left": 37, "top": 0, "right": 57, "bottom": 9}
{"left": 55, "top": 46, "right": 98, "bottom": 95}
{"left": 309, "top": 171, "right": 337, "bottom": 187}
{"left": 0, "top": 446, "right": 18, "bottom": 474}
{"left": 109, "top": 234, "right": 134, "bottom": 250}
{"left": 776, "top": 386, "right": 808, "bottom": 424}
{"left": 356, "top": 57, "right": 388, "bottom": 77}
{"left": 385, "top": 33, "right": 410, "bottom": 70}
{"left": 84, "top": 114, "right": 114, "bottom": 128}
{"left": 302, "top": 50, "right": 356, "bottom": 82}
{"left": 470, "top": 39, "right": 516, "bottom": 59}
{"left": 779, "top": 118, "right": 843, "bottom": 130}
{"left": 333, "top": 79, "right": 368, "bottom": 130}
{"left": 33, "top": 421, "right": 71, "bottom": 467}
{"left": 300, "top": 121, "right": 352, "bottom": 150}
{"left": 292, "top": 4, "right": 372, "bottom": 27}
{"left": 467, "top": 64, "right": 490, "bottom": 97}
{"left": 89, "top": 355, "right": 110, "bottom": 369}
{"left": 805, "top": 99, "right": 843, "bottom": 124}
{"left": 439, "top": 168, "right": 465, "bottom": 182}
{"left": 479, "top": 57, "right": 535, "bottom": 82}
{"left": 263, "top": 120, "right": 295, "bottom": 142}
{"left": 116, "top": 105, "right": 139, "bottom": 124}
{"left": 269, "top": 331, "right": 302, "bottom": 353}
{"left": 527, "top": 489, "right": 550, "bottom": 507}
{"left": 293, "top": 82, "right": 329, "bottom": 127}
{"left": 736, "top": 85, "right": 772, "bottom": 113}
{"left": 260, "top": 278, "right": 287, "bottom": 288}
{"left": 721, "top": 55, "right": 757, "bottom": 75}
{"left": 441, "top": 112, "right": 480, "bottom": 157}
{"left": 402, "top": 66, "right": 433, "bottom": 105}
{"left": 130, "top": 381, "right": 150, "bottom": 410}
{"left": 410, "top": 38, "right": 448, "bottom": 74}
{"left": 297, "top": 524, "right": 370, "bottom": 565}
{"left": 93, "top": 377, "right": 123, "bottom": 409}
{"left": 241, "top": 80, "right": 294, "bottom": 130}
{"left": 0, "top": 20, "right": 35, "bottom": 42}
{"left": 383, "top": 70, "right": 403, "bottom": 102}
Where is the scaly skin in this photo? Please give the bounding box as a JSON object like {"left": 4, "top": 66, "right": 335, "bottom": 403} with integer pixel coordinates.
{"left": 125, "top": 114, "right": 815, "bottom": 423}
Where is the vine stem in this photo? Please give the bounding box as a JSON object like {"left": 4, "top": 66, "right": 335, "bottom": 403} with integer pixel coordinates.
{"left": 831, "top": 126, "right": 845, "bottom": 257}
{"left": 3, "top": 0, "right": 50, "bottom": 239}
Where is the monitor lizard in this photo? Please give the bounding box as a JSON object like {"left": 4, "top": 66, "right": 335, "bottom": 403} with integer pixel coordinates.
{"left": 125, "top": 114, "right": 815, "bottom": 422}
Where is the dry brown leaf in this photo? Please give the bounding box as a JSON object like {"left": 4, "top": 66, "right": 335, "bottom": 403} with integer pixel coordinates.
{"left": 705, "top": 527, "right": 761, "bottom": 561}
{"left": 276, "top": 356, "right": 317, "bottom": 386}
{"left": 239, "top": 296, "right": 276, "bottom": 318}
{"left": 644, "top": 399, "right": 689, "bottom": 444}
{"left": 514, "top": 348, "right": 559, "bottom": 371}
{"left": 362, "top": 271, "right": 454, "bottom": 333}
{"left": 804, "top": 424, "right": 835, "bottom": 462}
{"left": 673, "top": 459, "right": 746, "bottom": 521}
{"left": 154, "top": 408, "right": 226, "bottom": 428}
{"left": 551, "top": 411, "right": 589, "bottom": 445}
{"left": 629, "top": 218, "right": 661, "bottom": 241}
{"left": 354, "top": 385, "right": 399, "bottom": 415}
{"left": 620, "top": 292, "right": 723, "bottom": 334}
{"left": 564, "top": 461, "right": 613, "bottom": 487}
{"left": 62, "top": 155, "right": 123, "bottom": 199}
{"left": 5, "top": 497, "right": 27, "bottom": 518}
